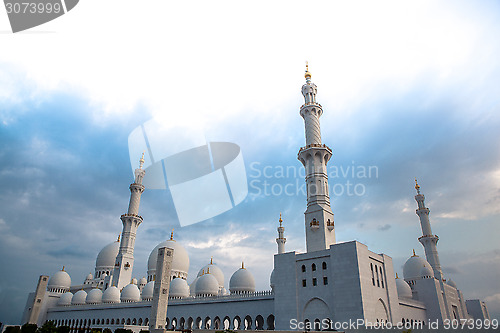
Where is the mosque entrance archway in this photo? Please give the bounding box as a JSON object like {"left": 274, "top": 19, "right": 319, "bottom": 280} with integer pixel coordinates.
{"left": 244, "top": 315, "right": 252, "bottom": 330}
{"left": 233, "top": 316, "right": 242, "bottom": 330}
{"left": 213, "top": 316, "right": 221, "bottom": 330}
{"left": 204, "top": 317, "right": 211, "bottom": 329}
{"left": 314, "top": 319, "right": 321, "bottom": 331}
{"left": 255, "top": 315, "right": 264, "bottom": 330}
{"left": 375, "top": 298, "right": 389, "bottom": 322}
{"left": 303, "top": 297, "right": 331, "bottom": 328}
{"left": 266, "top": 314, "right": 275, "bottom": 330}
{"left": 223, "top": 316, "right": 231, "bottom": 330}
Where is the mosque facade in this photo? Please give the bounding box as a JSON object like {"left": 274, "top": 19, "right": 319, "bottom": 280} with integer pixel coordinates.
{"left": 21, "top": 68, "right": 491, "bottom": 332}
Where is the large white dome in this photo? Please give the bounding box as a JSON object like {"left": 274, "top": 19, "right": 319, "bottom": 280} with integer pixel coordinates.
{"left": 229, "top": 264, "right": 255, "bottom": 294}
{"left": 197, "top": 260, "right": 224, "bottom": 289}
{"left": 58, "top": 292, "right": 73, "bottom": 306}
{"left": 195, "top": 273, "right": 219, "bottom": 296}
{"left": 48, "top": 269, "right": 71, "bottom": 291}
{"left": 102, "top": 286, "right": 121, "bottom": 303}
{"left": 395, "top": 277, "right": 412, "bottom": 298}
{"left": 96, "top": 240, "right": 120, "bottom": 269}
{"left": 86, "top": 288, "right": 103, "bottom": 304}
{"left": 403, "top": 253, "right": 431, "bottom": 281}
{"left": 141, "top": 281, "right": 154, "bottom": 301}
{"left": 121, "top": 283, "right": 141, "bottom": 302}
{"left": 147, "top": 238, "right": 189, "bottom": 280}
{"left": 421, "top": 264, "right": 434, "bottom": 279}
{"left": 170, "top": 278, "right": 190, "bottom": 298}
{"left": 71, "top": 290, "right": 87, "bottom": 305}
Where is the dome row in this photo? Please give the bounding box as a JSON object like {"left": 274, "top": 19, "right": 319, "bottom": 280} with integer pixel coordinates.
{"left": 58, "top": 284, "right": 143, "bottom": 306}
{"left": 58, "top": 264, "right": 256, "bottom": 307}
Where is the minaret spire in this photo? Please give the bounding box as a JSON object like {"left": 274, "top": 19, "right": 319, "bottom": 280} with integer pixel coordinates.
{"left": 297, "top": 64, "right": 336, "bottom": 252}
{"left": 112, "top": 154, "right": 146, "bottom": 289}
{"left": 276, "top": 213, "right": 286, "bottom": 254}
{"left": 414, "top": 180, "right": 443, "bottom": 281}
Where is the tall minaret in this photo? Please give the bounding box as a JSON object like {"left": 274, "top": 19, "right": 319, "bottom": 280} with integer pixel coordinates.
{"left": 276, "top": 213, "right": 286, "bottom": 254}
{"left": 415, "top": 179, "right": 443, "bottom": 281}
{"left": 297, "top": 63, "right": 336, "bottom": 252}
{"left": 112, "top": 153, "right": 146, "bottom": 290}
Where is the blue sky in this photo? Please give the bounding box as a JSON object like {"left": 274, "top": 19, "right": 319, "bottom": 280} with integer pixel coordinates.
{"left": 1, "top": 0, "right": 500, "bottom": 324}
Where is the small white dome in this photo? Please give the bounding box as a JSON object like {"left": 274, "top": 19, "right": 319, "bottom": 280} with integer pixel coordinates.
{"left": 218, "top": 287, "right": 228, "bottom": 296}
{"left": 139, "top": 277, "right": 147, "bottom": 286}
{"left": 96, "top": 241, "right": 120, "bottom": 269}
{"left": 395, "top": 277, "right": 412, "bottom": 298}
{"left": 197, "top": 260, "right": 224, "bottom": 289}
{"left": 421, "top": 264, "right": 433, "bottom": 279}
{"left": 141, "top": 281, "right": 155, "bottom": 300}
{"left": 71, "top": 290, "right": 87, "bottom": 305}
{"left": 86, "top": 288, "right": 103, "bottom": 304}
{"left": 131, "top": 278, "right": 138, "bottom": 285}
{"left": 403, "top": 253, "right": 431, "bottom": 281}
{"left": 270, "top": 269, "right": 275, "bottom": 289}
{"left": 58, "top": 292, "right": 73, "bottom": 306}
{"left": 121, "top": 283, "right": 141, "bottom": 302}
{"left": 102, "top": 286, "right": 121, "bottom": 303}
{"left": 447, "top": 279, "right": 457, "bottom": 289}
{"left": 48, "top": 269, "right": 71, "bottom": 291}
{"left": 85, "top": 273, "right": 93, "bottom": 281}
{"left": 169, "top": 278, "right": 190, "bottom": 298}
{"left": 229, "top": 265, "right": 255, "bottom": 294}
{"left": 190, "top": 277, "right": 199, "bottom": 296}
{"left": 147, "top": 238, "right": 190, "bottom": 280}
{"left": 196, "top": 273, "right": 219, "bottom": 296}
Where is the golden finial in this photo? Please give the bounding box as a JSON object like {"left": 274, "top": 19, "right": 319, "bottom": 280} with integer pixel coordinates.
{"left": 139, "top": 151, "right": 145, "bottom": 169}
{"left": 305, "top": 61, "right": 311, "bottom": 80}
{"left": 241, "top": 261, "right": 245, "bottom": 269}
{"left": 170, "top": 229, "right": 174, "bottom": 240}
{"left": 279, "top": 213, "right": 283, "bottom": 227}
{"left": 207, "top": 267, "right": 210, "bottom": 274}
{"left": 415, "top": 178, "right": 421, "bottom": 194}
{"left": 412, "top": 249, "right": 417, "bottom": 257}
{"left": 62, "top": 266, "right": 65, "bottom": 271}
{"left": 396, "top": 273, "right": 399, "bottom": 279}
{"left": 210, "top": 257, "right": 213, "bottom": 265}
{"left": 201, "top": 269, "right": 205, "bottom": 275}
{"left": 117, "top": 234, "right": 120, "bottom": 242}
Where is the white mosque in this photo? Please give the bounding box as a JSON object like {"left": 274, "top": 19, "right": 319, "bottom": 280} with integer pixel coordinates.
{"left": 21, "top": 67, "right": 491, "bottom": 332}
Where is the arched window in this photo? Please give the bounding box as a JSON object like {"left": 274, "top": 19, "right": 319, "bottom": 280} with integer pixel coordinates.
{"left": 322, "top": 262, "right": 327, "bottom": 270}
{"left": 302, "top": 265, "right": 306, "bottom": 272}
{"left": 312, "top": 263, "right": 316, "bottom": 271}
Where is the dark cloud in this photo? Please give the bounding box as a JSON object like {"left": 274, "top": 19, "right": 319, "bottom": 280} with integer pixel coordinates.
{"left": 377, "top": 224, "right": 391, "bottom": 231}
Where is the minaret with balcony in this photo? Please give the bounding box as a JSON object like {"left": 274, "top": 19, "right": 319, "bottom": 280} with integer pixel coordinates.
{"left": 112, "top": 153, "right": 146, "bottom": 289}
{"left": 297, "top": 64, "right": 336, "bottom": 252}
{"left": 276, "top": 213, "right": 286, "bottom": 254}
{"left": 415, "top": 179, "right": 443, "bottom": 281}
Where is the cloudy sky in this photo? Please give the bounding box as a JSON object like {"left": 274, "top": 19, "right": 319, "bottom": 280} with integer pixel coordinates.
{"left": 1, "top": 0, "right": 500, "bottom": 324}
